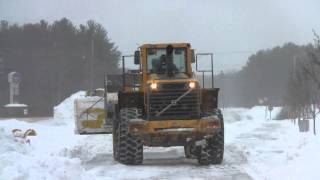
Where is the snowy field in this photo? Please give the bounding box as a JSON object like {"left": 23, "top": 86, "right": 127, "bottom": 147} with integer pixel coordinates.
{"left": 1, "top": 93, "right": 320, "bottom": 180}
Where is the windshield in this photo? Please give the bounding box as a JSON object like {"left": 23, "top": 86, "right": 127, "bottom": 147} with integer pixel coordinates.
{"left": 147, "top": 48, "right": 186, "bottom": 74}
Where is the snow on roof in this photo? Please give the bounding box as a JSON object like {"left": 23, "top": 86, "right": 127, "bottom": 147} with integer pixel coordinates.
{"left": 4, "top": 104, "right": 28, "bottom": 107}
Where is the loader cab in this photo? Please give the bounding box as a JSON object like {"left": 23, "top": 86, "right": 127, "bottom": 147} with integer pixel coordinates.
{"left": 122, "top": 43, "right": 195, "bottom": 92}
{"left": 141, "top": 43, "right": 194, "bottom": 79}
{"left": 146, "top": 47, "right": 188, "bottom": 78}
{"left": 137, "top": 43, "right": 195, "bottom": 91}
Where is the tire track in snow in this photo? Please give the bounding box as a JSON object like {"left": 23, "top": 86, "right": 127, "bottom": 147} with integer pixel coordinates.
{"left": 66, "top": 142, "right": 253, "bottom": 180}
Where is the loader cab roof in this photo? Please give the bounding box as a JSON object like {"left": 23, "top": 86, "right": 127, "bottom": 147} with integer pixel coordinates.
{"left": 139, "top": 43, "right": 191, "bottom": 49}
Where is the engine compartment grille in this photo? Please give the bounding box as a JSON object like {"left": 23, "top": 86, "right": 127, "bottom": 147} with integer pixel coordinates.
{"left": 147, "top": 90, "right": 200, "bottom": 120}
{"left": 159, "top": 83, "right": 187, "bottom": 91}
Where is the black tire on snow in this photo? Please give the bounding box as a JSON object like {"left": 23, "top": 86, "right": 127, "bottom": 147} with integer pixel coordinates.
{"left": 117, "top": 108, "right": 143, "bottom": 165}
{"left": 198, "top": 109, "right": 224, "bottom": 165}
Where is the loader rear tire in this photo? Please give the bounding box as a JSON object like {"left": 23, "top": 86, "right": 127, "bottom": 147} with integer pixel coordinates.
{"left": 198, "top": 109, "right": 224, "bottom": 165}
{"left": 117, "top": 108, "right": 143, "bottom": 165}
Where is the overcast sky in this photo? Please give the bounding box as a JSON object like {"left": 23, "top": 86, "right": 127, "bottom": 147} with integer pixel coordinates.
{"left": 1, "top": 0, "right": 319, "bottom": 72}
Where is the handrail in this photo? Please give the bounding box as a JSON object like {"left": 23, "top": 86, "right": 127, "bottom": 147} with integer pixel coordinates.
{"left": 195, "top": 53, "right": 214, "bottom": 88}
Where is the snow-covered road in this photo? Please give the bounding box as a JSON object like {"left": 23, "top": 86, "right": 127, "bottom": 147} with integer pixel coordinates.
{"left": 1, "top": 93, "right": 319, "bottom": 180}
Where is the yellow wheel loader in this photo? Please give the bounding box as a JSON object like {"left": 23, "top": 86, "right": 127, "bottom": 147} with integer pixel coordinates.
{"left": 75, "top": 43, "right": 224, "bottom": 165}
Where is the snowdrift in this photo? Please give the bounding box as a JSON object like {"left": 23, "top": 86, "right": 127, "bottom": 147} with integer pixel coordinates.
{"left": 0, "top": 91, "right": 92, "bottom": 180}
{"left": 53, "top": 91, "right": 86, "bottom": 126}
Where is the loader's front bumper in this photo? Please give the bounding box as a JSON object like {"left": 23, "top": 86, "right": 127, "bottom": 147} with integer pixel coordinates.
{"left": 128, "top": 115, "right": 222, "bottom": 146}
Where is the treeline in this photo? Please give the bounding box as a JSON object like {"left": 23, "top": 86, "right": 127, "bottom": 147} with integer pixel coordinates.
{"left": 0, "top": 18, "right": 120, "bottom": 116}
{"left": 215, "top": 43, "right": 316, "bottom": 108}
{"left": 283, "top": 34, "right": 320, "bottom": 133}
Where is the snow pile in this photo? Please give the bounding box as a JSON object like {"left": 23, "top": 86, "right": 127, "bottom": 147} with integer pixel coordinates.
{"left": 53, "top": 91, "right": 86, "bottom": 126}
{"left": 223, "top": 106, "right": 281, "bottom": 123}
{"left": 222, "top": 106, "right": 320, "bottom": 180}
{"left": 0, "top": 91, "right": 93, "bottom": 180}
{"left": 223, "top": 106, "right": 281, "bottom": 143}
{"left": 266, "top": 131, "right": 320, "bottom": 180}
{"left": 0, "top": 127, "right": 30, "bottom": 156}
{"left": 243, "top": 120, "right": 320, "bottom": 180}
{"left": 223, "top": 108, "right": 248, "bottom": 123}
{"left": 0, "top": 122, "right": 91, "bottom": 180}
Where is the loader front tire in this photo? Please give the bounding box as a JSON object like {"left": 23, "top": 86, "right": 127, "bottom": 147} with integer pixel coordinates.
{"left": 198, "top": 109, "right": 224, "bottom": 165}
{"left": 117, "top": 108, "right": 143, "bottom": 165}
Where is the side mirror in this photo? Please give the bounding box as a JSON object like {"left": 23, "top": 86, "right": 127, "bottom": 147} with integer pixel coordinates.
{"left": 134, "top": 51, "right": 140, "bottom": 65}
{"left": 191, "top": 49, "right": 195, "bottom": 63}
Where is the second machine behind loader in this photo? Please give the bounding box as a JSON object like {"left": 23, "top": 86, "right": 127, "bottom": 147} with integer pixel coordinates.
{"left": 75, "top": 43, "right": 224, "bottom": 165}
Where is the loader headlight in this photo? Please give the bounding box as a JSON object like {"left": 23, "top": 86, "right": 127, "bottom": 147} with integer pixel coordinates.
{"left": 150, "top": 82, "right": 158, "bottom": 90}
{"left": 189, "top": 82, "right": 196, "bottom": 89}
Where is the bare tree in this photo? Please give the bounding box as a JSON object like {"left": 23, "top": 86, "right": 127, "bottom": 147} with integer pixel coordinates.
{"left": 295, "top": 31, "right": 320, "bottom": 134}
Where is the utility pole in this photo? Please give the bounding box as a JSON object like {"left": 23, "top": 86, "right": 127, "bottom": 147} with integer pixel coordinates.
{"left": 90, "top": 36, "right": 94, "bottom": 93}
{"left": 292, "top": 55, "right": 297, "bottom": 124}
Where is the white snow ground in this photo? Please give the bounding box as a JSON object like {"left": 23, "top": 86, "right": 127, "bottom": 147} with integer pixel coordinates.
{"left": 0, "top": 92, "right": 320, "bottom": 180}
